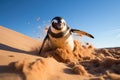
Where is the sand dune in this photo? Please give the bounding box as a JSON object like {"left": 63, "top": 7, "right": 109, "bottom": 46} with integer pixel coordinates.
{"left": 0, "top": 26, "right": 120, "bottom": 80}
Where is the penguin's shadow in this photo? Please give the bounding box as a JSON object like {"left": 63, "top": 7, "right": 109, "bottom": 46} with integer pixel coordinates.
{"left": 0, "top": 43, "right": 38, "bottom": 55}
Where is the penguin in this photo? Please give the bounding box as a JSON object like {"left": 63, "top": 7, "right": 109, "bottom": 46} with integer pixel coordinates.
{"left": 39, "top": 16, "right": 94, "bottom": 55}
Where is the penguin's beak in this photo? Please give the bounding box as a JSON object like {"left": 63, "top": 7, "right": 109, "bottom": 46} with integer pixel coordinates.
{"left": 57, "top": 23, "right": 63, "bottom": 29}
{"left": 52, "top": 22, "right": 63, "bottom": 30}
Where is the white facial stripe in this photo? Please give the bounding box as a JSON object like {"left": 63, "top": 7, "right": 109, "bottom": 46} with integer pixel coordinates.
{"left": 52, "top": 19, "right": 66, "bottom": 23}
{"left": 62, "top": 25, "right": 67, "bottom": 31}
{"left": 61, "top": 19, "right": 65, "bottom": 23}
{"left": 52, "top": 19, "right": 58, "bottom": 23}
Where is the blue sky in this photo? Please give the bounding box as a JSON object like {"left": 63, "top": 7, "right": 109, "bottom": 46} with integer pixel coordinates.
{"left": 0, "top": 0, "right": 120, "bottom": 48}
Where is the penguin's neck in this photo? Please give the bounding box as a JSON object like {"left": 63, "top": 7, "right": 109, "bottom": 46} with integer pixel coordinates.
{"left": 50, "top": 25, "right": 67, "bottom": 33}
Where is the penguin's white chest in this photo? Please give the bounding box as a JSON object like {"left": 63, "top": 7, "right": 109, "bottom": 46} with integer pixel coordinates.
{"left": 49, "top": 35, "right": 74, "bottom": 51}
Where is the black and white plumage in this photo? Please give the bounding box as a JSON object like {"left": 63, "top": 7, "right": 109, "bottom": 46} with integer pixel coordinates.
{"left": 39, "top": 16, "right": 94, "bottom": 55}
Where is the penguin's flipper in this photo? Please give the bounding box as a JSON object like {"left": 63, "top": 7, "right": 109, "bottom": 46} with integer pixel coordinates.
{"left": 39, "top": 34, "right": 49, "bottom": 55}
{"left": 71, "top": 29, "right": 94, "bottom": 39}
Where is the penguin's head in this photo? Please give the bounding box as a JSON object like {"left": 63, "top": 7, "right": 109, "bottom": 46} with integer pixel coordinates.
{"left": 51, "top": 16, "right": 66, "bottom": 30}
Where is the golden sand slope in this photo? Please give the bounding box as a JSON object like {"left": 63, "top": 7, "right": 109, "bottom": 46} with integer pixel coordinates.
{"left": 0, "top": 26, "right": 86, "bottom": 80}
{"left": 0, "top": 26, "right": 120, "bottom": 80}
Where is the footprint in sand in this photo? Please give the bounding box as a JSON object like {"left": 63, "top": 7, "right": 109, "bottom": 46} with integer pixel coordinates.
{"left": 8, "top": 55, "right": 14, "bottom": 57}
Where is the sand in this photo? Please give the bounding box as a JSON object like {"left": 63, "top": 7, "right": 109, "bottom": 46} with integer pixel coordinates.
{"left": 0, "top": 26, "right": 120, "bottom": 80}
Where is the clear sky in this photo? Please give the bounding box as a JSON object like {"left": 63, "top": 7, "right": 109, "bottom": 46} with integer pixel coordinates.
{"left": 0, "top": 0, "right": 120, "bottom": 48}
